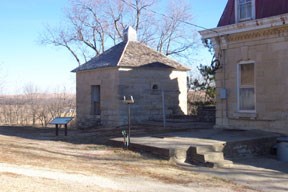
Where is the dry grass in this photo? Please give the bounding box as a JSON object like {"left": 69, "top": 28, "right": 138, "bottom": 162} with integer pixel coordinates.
{"left": 0, "top": 127, "right": 258, "bottom": 192}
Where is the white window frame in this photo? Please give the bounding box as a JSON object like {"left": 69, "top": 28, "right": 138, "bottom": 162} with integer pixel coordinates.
{"left": 235, "top": 0, "right": 255, "bottom": 23}
{"left": 237, "top": 61, "right": 256, "bottom": 113}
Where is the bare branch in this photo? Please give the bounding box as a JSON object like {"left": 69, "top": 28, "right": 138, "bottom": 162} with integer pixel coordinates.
{"left": 40, "top": 0, "right": 198, "bottom": 67}
{"left": 40, "top": 25, "right": 82, "bottom": 65}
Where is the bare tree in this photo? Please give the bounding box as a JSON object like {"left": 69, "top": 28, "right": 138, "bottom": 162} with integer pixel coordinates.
{"left": 23, "top": 84, "right": 40, "bottom": 126}
{"left": 47, "top": 89, "right": 74, "bottom": 119}
{"left": 41, "top": 25, "right": 83, "bottom": 65}
{"left": 155, "top": 1, "right": 197, "bottom": 57}
{"left": 40, "top": 0, "right": 197, "bottom": 65}
{"left": 0, "top": 87, "right": 76, "bottom": 127}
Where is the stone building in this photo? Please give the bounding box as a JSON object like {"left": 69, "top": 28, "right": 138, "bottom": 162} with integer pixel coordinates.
{"left": 72, "top": 27, "right": 189, "bottom": 128}
{"left": 200, "top": 0, "right": 288, "bottom": 134}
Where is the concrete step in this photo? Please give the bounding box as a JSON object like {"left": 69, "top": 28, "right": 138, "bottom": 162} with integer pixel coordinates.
{"left": 191, "top": 152, "right": 224, "bottom": 163}
{"left": 188, "top": 145, "right": 213, "bottom": 154}
{"left": 213, "top": 143, "right": 225, "bottom": 152}
{"left": 170, "top": 148, "right": 189, "bottom": 163}
{"left": 188, "top": 144, "right": 225, "bottom": 155}
{"left": 109, "top": 135, "right": 233, "bottom": 168}
{"left": 212, "top": 160, "right": 234, "bottom": 168}
{"left": 186, "top": 144, "right": 233, "bottom": 168}
{"left": 204, "top": 160, "right": 234, "bottom": 168}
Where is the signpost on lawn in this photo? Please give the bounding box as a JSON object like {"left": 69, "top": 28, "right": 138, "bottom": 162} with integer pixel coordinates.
{"left": 49, "top": 117, "right": 73, "bottom": 136}
{"left": 123, "top": 96, "right": 134, "bottom": 147}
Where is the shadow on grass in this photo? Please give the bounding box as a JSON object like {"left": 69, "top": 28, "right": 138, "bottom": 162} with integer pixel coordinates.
{"left": 1, "top": 125, "right": 288, "bottom": 177}
{"left": 0, "top": 125, "right": 120, "bottom": 145}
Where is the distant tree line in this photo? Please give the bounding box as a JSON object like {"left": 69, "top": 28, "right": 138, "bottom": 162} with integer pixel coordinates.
{"left": 0, "top": 89, "right": 75, "bottom": 127}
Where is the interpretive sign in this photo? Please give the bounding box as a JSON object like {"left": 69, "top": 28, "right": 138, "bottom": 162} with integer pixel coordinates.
{"left": 49, "top": 117, "right": 73, "bottom": 136}
{"left": 50, "top": 117, "right": 73, "bottom": 125}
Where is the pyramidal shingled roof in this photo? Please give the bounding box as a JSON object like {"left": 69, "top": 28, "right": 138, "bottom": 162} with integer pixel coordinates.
{"left": 71, "top": 40, "right": 189, "bottom": 72}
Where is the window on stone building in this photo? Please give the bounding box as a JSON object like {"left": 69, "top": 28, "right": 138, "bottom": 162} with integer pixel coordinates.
{"left": 152, "top": 84, "right": 158, "bottom": 90}
{"left": 238, "top": 62, "right": 255, "bottom": 112}
{"left": 91, "top": 85, "right": 100, "bottom": 115}
{"left": 236, "top": 0, "right": 255, "bottom": 22}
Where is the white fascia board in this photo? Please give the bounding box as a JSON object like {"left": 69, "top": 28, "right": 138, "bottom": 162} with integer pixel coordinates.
{"left": 118, "top": 67, "right": 132, "bottom": 71}
{"left": 199, "top": 13, "right": 288, "bottom": 39}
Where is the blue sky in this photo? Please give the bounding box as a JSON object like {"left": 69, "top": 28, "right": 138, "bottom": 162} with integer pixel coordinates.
{"left": 0, "top": 0, "right": 227, "bottom": 94}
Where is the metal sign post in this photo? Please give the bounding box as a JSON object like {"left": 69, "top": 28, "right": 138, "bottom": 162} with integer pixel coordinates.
{"left": 123, "top": 96, "right": 134, "bottom": 147}
{"left": 49, "top": 117, "right": 73, "bottom": 136}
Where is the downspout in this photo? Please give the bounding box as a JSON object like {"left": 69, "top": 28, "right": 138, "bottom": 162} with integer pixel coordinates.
{"left": 219, "top": 38, "right": 225, "bottom": 127}
{"left": 203, "top": 32, "right": 229, "bottom": 128}
{"left": 218, "top": 41, "right": 225, "bottom": 127}
{"left": 215, "top": 35, "right": 228, "bottom": 127}
{"left": 221, "top": 37, "right": 228, "bottom": 126}
{"left": 222, "top": 37, "right": 229, "bottom": 123}
{"left": 222, "top": 48, "right": 228, "bottom": 125}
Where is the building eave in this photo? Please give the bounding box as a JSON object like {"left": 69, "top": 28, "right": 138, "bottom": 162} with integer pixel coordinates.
{"left": 72, "top": 66, "right": 119, "bottom": 73}
{"left": 200, "top": 13, "right": 288, "bottom": 39}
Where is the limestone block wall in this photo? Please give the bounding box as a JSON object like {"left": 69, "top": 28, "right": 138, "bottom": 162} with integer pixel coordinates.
{"left": 215, "top": 26, "right": 288, "bottom": 134}
{"left": 75, "top": 66, "right": 187, "bottom": 128}
{"left": 75, "top": 68, "right": 120, "bottom": 128}
{"left": 118, "top": 67, "right": 187, "bottom": 125}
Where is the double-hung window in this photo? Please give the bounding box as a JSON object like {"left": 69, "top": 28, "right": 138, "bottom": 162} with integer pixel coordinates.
{"left": 238, "top": 63, "right": 255, "bottom": 112}
{"left": 236, "top": 0, "right": 255, "bottom": 22}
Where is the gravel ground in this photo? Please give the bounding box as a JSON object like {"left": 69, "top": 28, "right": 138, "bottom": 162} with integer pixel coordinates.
{"left": 0, "top": 127, "right": 258, "bottom": 192}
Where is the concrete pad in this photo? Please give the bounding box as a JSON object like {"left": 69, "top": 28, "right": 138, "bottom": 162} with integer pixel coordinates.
{"left": 110, "top": 128, "right": 288, "bottom": 191}
{"left": 110, "top": 128, "right": 281, "bottom": 160}
{"left": 178, "top": 157, "right": 288, "bottom": 192}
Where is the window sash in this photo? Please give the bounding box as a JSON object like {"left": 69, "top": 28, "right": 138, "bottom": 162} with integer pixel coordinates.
{"left": 238, "top": 63, "right": 255, "bottom": 112}
{"left": 237, "top": 0, "right": 253, "bottom": 21}
{"left": 240, "top": 63, "right": 254, "bottom": 86}
{"left": 239, "top": 88, "right": 255, "bottom": 111}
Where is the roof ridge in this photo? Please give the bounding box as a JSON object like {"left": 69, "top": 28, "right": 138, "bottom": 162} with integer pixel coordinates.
{"left": 116, "top": 41, "right": 129, "bottom": 67}
{"left": 138, "top": 41, "right": 190, "bottom": 70}
{"left": 72, "top": 40, "right": 190, "bottom": 72}
{"left": 119, "top": 41, "right": 190, "bottom": 71}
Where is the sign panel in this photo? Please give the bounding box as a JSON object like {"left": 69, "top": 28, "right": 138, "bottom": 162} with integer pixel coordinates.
{"left": 50, "top": 117, "right": 73, "bottom": 125}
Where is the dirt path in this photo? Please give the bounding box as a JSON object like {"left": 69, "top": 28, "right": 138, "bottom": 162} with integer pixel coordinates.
{"left": 0, "top": 128, "right": 258, "bottom": 192}
{"left": 1, "top": 162, "right": 243, "bottom": 192}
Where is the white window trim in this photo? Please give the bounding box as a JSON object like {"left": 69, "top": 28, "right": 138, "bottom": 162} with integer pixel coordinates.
{"left": 235, "top": 0, "right": 255, "bottom": 23}
{"left": 237, "top": 61, "right": 256, "bottom": 113}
